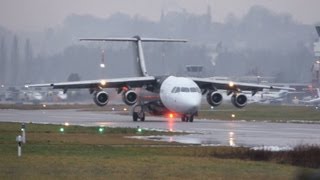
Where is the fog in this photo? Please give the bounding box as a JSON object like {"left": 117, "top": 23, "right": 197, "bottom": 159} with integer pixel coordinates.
{"left": 0, "top": 2, "right": 319, "bottom": 86}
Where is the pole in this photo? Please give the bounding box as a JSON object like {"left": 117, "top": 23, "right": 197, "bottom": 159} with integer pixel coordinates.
{"left": 21, "top": 123, "right": 26, "bottom": 143}
{"left": 21, "top": 129, "right": 26, "bottom": 144}
{"left": 16, "top": 135, "right": 22, "bottom": 157}
{"left": 18, "top": 143, "right": 21, "bottom": 157}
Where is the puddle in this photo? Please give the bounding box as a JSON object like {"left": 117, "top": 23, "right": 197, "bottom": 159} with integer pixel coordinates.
{"left": 129, "top": 135, "right": 294, "bottom": 151}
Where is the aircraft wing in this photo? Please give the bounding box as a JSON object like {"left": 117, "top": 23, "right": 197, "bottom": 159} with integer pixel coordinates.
{"left": 26, "top": 76, "right": 157, "bottom": 90}
{"left": 191, "top": 77, "right": 295, "bottom": 92}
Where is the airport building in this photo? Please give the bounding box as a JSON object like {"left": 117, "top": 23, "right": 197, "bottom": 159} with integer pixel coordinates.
{"left": 312, "top": 26, "right": 320, "bottom": 88}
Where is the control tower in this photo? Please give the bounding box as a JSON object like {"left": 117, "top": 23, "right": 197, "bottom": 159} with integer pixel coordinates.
{"left": 312, "top": 26, "right": 320, "bottom": 88}
{"left": 185, "top": 65, "right": 204, "bottom": 77}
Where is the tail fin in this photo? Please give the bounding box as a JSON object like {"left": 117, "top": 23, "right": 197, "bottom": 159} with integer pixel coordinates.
{"left": 317, "top": 88, "right": 320, "bottom": 97}
{"left": 80, "top": 36, "right": 187, "bottom": 77}
{"left": 316, "top": 26, "right": 320, "bottom": 37}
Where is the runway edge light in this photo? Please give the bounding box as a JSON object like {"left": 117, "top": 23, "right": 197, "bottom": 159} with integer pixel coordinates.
{"left": 98, "top": 127, "right": 105, "bottom": 134}
{"left": 137, "top": 126, "right": 142, "bottom": 133}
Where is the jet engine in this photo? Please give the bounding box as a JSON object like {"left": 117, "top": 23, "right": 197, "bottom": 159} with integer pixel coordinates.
{"left": 122, "top": 90, "right": 138, "bottom": 106}
{"left": 206, "top": 91, "right": 223, "bottom": 107}
{"left": 93, "top": 91, "right": 109, "bottom": 107}
{"left": 231, "top": 93, "right": 247, "bottom": 108}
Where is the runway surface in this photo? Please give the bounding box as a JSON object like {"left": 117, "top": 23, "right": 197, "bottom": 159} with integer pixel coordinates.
{"left": 1, "top": 109, "right": 319, "bottom": 150}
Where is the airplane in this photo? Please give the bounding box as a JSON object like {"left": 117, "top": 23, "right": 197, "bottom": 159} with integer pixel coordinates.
{"left": 46, "top": 90, "right": 68, "bottom": 102}
{"left": 26, "top": 36, "right": 294, "bottom": 122}
{"left": 301, "top": 88, "right": 320, "bottom": 106}
{"left": 3, "top": 86, "right": 43, "bottom": 104}
{"left": 22, "top": 91, "right": 44, "bottom": 103}
{"left": 258, "top": 89, "right": 289, "bottom": 104}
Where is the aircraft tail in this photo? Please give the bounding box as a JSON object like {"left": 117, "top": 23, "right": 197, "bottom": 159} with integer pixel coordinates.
{"left": 316, "top": 26, "right": 320, "bottom": 37}
{"left": 317, "top": 88, "right": 320, "bottom": 97}
{"left": 80, "top": 36, "right": 187, "bottom": 77}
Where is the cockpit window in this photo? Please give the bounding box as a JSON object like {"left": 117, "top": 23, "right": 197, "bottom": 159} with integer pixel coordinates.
{"left": 171, "top": 87, "right": 176, "bottom": 93}
{"left": 181, "top": 87, "right": 190, "bottom": 92}
{"left": 190, "top": 87, "right": 198, "bottom": 92}
{"left": 175, "top": 87, "right": 180, "bottom": 93}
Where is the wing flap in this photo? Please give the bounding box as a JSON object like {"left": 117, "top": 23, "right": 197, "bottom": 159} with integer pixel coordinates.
{"left": 191, "top": 77, "right": 295, "bottom": 92}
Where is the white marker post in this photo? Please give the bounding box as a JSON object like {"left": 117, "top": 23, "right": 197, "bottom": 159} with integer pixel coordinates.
{"left": 21, "top": 123, "right": 26, "bottom": 144}
{"left": 16, "top": 135, "right": 22, "bottom": 157}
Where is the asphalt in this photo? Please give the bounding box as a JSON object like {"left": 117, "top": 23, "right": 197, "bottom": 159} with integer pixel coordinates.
{"left": 1, "top": 109, "right": 319, "bottom": 150}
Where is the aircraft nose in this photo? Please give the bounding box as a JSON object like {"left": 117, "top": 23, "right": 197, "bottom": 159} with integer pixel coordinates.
{"left": 181, "top": 95, "right": 201, "bottom": 113}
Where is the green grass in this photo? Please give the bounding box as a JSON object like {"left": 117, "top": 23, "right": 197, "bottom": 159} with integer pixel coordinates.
{"left": 0, "top": 122, "right": 318, "bottom": 179}
{"left": 199, "top": 104, "right": 320, "bottom": 121}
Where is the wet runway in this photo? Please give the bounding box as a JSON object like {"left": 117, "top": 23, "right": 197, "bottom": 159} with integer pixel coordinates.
{"left": 1, "top": 109, "right": 319, "bottom": 150}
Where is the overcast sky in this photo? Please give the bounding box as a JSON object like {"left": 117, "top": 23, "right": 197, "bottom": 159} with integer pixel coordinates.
{"left": 1, "top": 0, "right": 319, "bottom": 31}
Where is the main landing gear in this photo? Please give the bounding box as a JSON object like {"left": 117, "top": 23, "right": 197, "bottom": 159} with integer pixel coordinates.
{"left": 132, "top": 105, "right": 145, "bottom": 122}
{"left": 181, "top": 115, "right": 194, "bottom": 122}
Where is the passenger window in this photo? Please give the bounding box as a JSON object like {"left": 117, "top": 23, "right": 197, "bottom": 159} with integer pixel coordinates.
{"left": 181, "top": 87, "right": 189, "bottom": 92}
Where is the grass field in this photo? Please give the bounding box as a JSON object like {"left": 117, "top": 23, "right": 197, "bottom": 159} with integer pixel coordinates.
{"left": 0, "top": 122, "right": 319, "bottom": 179}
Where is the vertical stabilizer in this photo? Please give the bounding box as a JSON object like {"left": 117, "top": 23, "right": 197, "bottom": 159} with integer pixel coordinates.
{"left": 80, "top": 36, "right": 187, "bottom": 77}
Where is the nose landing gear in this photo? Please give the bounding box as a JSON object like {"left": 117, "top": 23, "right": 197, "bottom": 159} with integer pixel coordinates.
{"left": 181, "top": 115, "right": 194, "bottom": 122}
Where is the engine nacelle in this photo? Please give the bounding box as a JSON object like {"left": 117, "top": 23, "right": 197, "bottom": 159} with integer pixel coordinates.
{"left": 122, "top": 90, "right": 138, "bottom": 106}
{"left": 206, "top": 91, "right": 223, "bottom": 107}
{"left": 93, "top": 91, "right": 109, "bottom": 107}
{"left": 231, "top": 93, "right": 247, "bottom": 108}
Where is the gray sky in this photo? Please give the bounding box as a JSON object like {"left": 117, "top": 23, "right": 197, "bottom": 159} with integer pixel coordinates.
{"left": 1, "top": 0, "right": 319, "bottom": 31}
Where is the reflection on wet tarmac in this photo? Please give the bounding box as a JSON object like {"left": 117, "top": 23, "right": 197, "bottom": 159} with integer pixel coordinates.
{"left": 1, "top": 109, "right": 320, "bottom": 150}
{"left": 229, "top": 132, "right": 236, "bottom": 146}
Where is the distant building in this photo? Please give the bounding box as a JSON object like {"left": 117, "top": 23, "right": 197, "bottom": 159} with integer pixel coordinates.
{"left": 185, "top": 65, "right": 204, "bottom": 77}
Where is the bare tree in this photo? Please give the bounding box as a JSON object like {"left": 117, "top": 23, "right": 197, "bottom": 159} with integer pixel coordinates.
{"left": 0, "top": 37, "right": 7, "bottom": 85}
{"left": 10, "top": 35, "right": 19, "bottom": 85}
{"left": 24, "top": 38, "right": 33, "bottom": 83}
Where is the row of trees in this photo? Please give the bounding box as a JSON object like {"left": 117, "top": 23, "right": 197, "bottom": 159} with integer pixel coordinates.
{"left": 0, "top": 36, "right": 33, "bottom": 86}
{"left": 0, "top": 5, "right": 317, "bottom": 85}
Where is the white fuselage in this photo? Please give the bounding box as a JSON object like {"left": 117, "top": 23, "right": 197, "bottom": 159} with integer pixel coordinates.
{"left": 159, "top": 76, "right": 202, "bottom": 115}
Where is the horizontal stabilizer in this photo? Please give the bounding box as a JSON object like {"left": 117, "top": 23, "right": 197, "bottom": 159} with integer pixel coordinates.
{"left": 80, "top": 36, "right": 187, "bottom": 43}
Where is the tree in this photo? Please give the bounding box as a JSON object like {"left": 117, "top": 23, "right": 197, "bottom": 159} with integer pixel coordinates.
{"left": 67, "top": 73, "right": 81, "bottom": 81}
{"left": 0, "top": 37, "right": 7, "bottom": 85}
{"left": 10, "top": 35, "right": 19, "bottom": 85}
{"left": 24, "top": 39, "right": 33, "bottom": 83}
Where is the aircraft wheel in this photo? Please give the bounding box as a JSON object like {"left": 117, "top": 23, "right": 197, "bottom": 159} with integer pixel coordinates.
{"left": 186, "top": 117, "right": 190, "bottom": 122}
{"left": 133, "top": 112, "right": 138, "bottom": 122}
{"left": 182, "top": 116, "right": 190, "bottom": 122}
{"left": 139, "top": 112, "right": 145, "bottom": 122}
{"left": 189, "top": 115, "right": 194, "bottom": 122}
